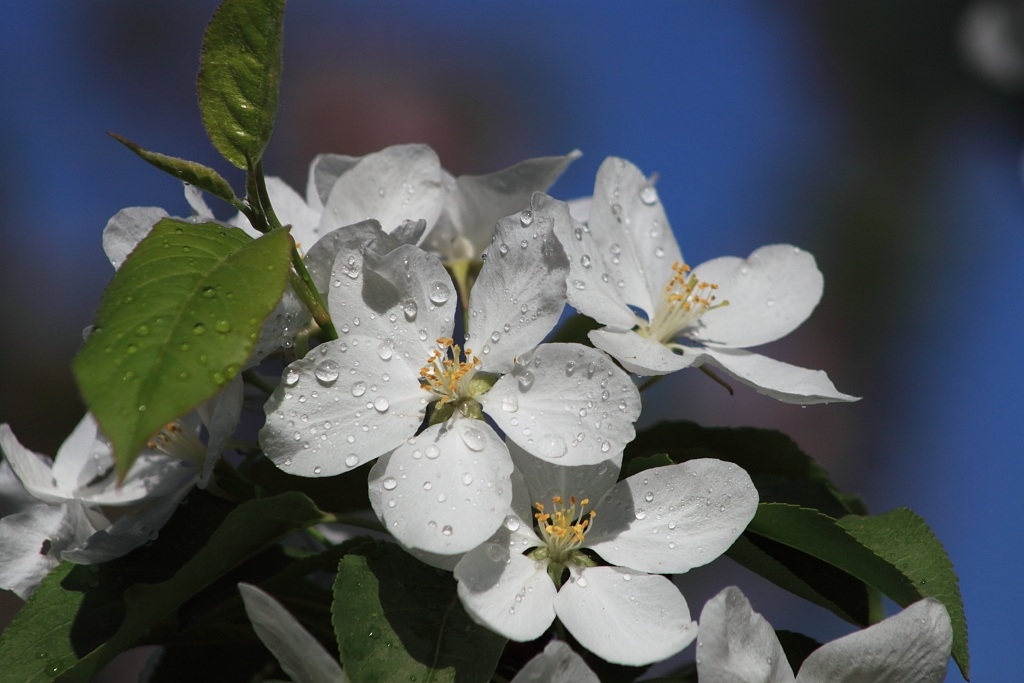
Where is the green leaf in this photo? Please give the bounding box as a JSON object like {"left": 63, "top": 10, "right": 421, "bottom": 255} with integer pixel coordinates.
{"left": 727, "top": 534, "right": 874, "bottom": 625}
{"left": 747, "top": 503, "right": 968, "bottom": 679}
{"left": 839, "top": 509, "right": 969, "bottom": 680}
{"left": 197, "top": 0, "right": 286, "bottom": 169}
{"left": 52, "top": 492, "right": 326, "bottom": 682}
{"left": 625, "top": 421, "right": 866, "bottom": 516}
{"left": 332, "top": 540, "right": 506, "bottom": 683}
{"left": 73, "top": 220, "right": 291, "bottom": 478}
{"left": 109, "top": 132, "right": 237, "bottom": 204}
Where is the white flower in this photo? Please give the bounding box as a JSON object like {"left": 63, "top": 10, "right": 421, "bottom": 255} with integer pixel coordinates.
{"left": 696, "top": 586, "right": 952, "bottom": 683}
{"left": 453, "top": 446, "right": 758, "bottom": 666}
{"left": 0, "top": 414, "right": 200, "bottom": 597}
{"left": 552, "top": 157, "right": 856, "bottom": 405}
{"left": 260, "top": 195, "right": 641, "bottom": 555}
{"left": 511, "top": 640, "right": 598, "bottom": 683}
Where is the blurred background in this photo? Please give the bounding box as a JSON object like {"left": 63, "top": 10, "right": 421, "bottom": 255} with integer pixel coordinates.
{"left": 1, "top": 1, "right": 1022, "bottom": 680}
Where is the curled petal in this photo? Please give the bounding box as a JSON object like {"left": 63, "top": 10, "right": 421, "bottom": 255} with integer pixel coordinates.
{"left": 589, "top": 327, "right": 699, "bottom": 376}
{"left": 510, "top": 640, "right": 599, "bottom": 683}
{"left": 696, "top": 586, "right": 795, "bottom": 683}
{"left": 700, "top": 347, "right": 859, "bottom": 405}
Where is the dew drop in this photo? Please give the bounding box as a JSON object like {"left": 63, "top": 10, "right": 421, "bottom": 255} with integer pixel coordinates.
{"left": 135, "top": 324, "right": 151, "bottom": 337}
{"left": 313, "top": 466, "right": 322, "bottom": 475}
{"left": 377, "top": 341, "right": 394, "bottom": 360}
{"left": 428, "top": 281, "right": 450, "bottom": 304}
{"left": 441, "top": 525, "right": 453, "bottom": 536}
{"left": 402, "top": 299, "right": 418, "bottom": 321}
{"left": 644, "top": 491, "right": 654, "bottom": 502}
{"left": 519, "top": 209, "right": 534, "bottom": 227}
{"left": 580, "top": 254, "right": 592, "bottom": 268}
{"left": 535, "top": 433, "right": 568, "bottom": 459}
{"left": 501, "top": 395, "right": 519, "bottom": 413}
{"left": 201, "top": 286, "right": 217, "bottom": 299}
{"left": 498, "top": 243, "right": 509, "bottom": 255}
{"left": 345, "top": 455, "right": 359, "bottom": 468}
{"left": 283, "top": 368, "right": 300, "bottom": 387}
{"left": 576, "top": 576, "right": 589, "bottom": 588}
{"left": 425, "top": 444, "right": 441, "bottom": 459}
{"left": 214, "top": 319, "right": 232, "bottom": 334}
{"left": 422, "top": 481, "right": 432, "bottom": 490}
{"left": 351, "top": 381, "right": 367, "bottom": 397}
{"left": 382, "top": 477, "right": 398, "bottom": 491}
{"left": 639, "top": 185, "right": 659, "bottom": 205}
{"left": 192, "top": 322, "right": 206, "bottom": 335}
{"left": 635, "top": 510, "right": 646, "bottom": 520}
{"left": 504, "top": 515, "right": 521, "bottom": 531}
{"left": 517, "top": 371, "right": 535, "bottom": 390}
{"left": 571, "top": 279, "right": 586, "bottom": 290}
{"left": 766, "top": 299, "right": 775, "bottom": 307}
{"left": 315, "top": 360, "right": 340, "bottom": 384}
{"left": 373, "top": 397, "right": 390, "bottom": 412}
{"left": 461, "top": 472, "right": 473, "bottom": 485}
{"left": 461, "top": 426, "right": 487, "bottom": 452}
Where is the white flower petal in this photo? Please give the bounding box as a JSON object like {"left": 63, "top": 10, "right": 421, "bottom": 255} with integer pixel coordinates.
{"left": 373, "top": 421, "right": 513, "bottom": 554}
{"left": 700, "top": 348, "right": 859, "bottom": 405}
{"left": 454, "top": 542, "right": 557, "bottom": 642}
{"left": 589, "top": 327, "right": 700, "bottom": 375}
{"left": 510, "top": 640, "right": 599, "bottom": 683}
{"left": 796, "top": 598, "right": 952, "bottom": 683}
{"left": 554, "top": 566, "right": 698, "bottom": 666}
{"left": 318, "top": 144, "right": 444, "bottom": 235}
{"left": 482, "top": 343, "right": 640, "bottom": 465}
{"left": 690, "top": 245, "right": 823, "bottom": 348}
{"left": 586, "top": 460, "right": 757, "bottom": 574}
{"left": 76, "top": 456, "right": 195, "bottom": 506}
{"left": 239, "top": 583, "right": 346, "bottom": 683}
{"left": 0, "top": 502, "right": 102, "bottom": 599}
{"left": 1, "top": 423, "right": 67, "bottom": 504}
{"left": 466, "top": 195, "right": 570, "bottom": 373}
{"left": 184, "top": 183, "right": 215, "bottom": 220}
{"left": 101, "top": 206, "right": 169, "bottom": 269}
{"left": 329, "top": 241, "right": 456, "bottom": 367}
{"left": 263, "top": 176, "right": 322, "bottom": 249}
{"left": 196, "top": 375, "right": 244, "bottom": 486}
{"left": 506, "top": 436, "right": 621, "bottom": 508}
{"left": 309, "top": 152, "right": 362, "bottom": 207}
{"left": 62, "top": 475, "right": 195, "bottom": 563}
{"left": 248, "top": 287, "right": 310, "bottom": 364}
{"left": 305, "top": 220, "right": 392, "bottom": 295}
{"left": 260, "top": 337, "right": 428, "bottom": 476}
{"left": 0, "top": 460, "right": 36, "bottom": 516}
{"left": 51, "top": 414, "right": 110, "bottom": 491}
{"left": 424, "top": 150, "right": 581, "bottom": 261}
{"left": 696, "top": 587, "right": 795, "bottom": 683}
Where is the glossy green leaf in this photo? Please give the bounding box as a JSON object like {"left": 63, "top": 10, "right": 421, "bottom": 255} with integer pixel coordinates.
{"left": 73, "top": 220, "right": 291, "bottom": 478}
{"left": 332, "top": 541, "right": 506, "bottom": 683}
{"left": 839, "top": 509, "right": 969, "bottom": 680}
{"left": 197, "top": 0, "right": 285, "bottom": 169}
{"left": 625, "top": 421, "right": 866, "bottom": 516}
{"left": 109, "top": 132, "right": 237, "bottom": 204}
{"left": 748, "top": 503, "right": 968, "bottom": 680}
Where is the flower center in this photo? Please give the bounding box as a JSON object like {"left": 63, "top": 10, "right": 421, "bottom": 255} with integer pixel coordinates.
{"left": 146, "top": 420, "right": 206, "bottom": 465}
{"left": 419, "top": 337, "right": 481, "bottom": 403}
{"left": 533, "top": 495, "right": 596, "bottom": 567}
{"left": 636, "top": 261, "right": 726, "bottom": 345}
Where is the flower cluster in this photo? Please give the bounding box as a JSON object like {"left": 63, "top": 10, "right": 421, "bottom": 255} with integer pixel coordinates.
{"left": 0, "top": 145, "right": 953, "bottom": 681}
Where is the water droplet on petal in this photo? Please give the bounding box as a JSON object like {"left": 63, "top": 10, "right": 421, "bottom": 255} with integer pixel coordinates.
{"left": 402, "top": 299, "right": 418, "bottom": 321}
{"left": 766, "top": 299, "right": 775, "bottom": 307}
{"left": 501, "top": 395, "right": 518, "bottom": 412}
{"left": 315, "top": 360, "right": 340, "bottom": 384}
{"left": 635, "top": 510, "right": 646, "bottom": 520}
{"left": 461, "top": 426, "right": 487, "bottom": 452}
{"left": 425, "top": 444, "right": 441, "bottom": 459}
{"left": 283, "top": 368, "right": 300, "bottom": 387}
{"left": 576, "top": 576, "right": 589, "bottom": 588}
{"left": 373, "top": 397, "right": 390, "bottom": 412}
{"left": 382, "top": 477, "right": 398, "bottom": 491}
{"left": 428, "top": 281, "right": 450, "bottom": 304}
{"left": 441, "top": 525, "right": 453, "bottom": 536}
{"left": 461, "top": 472, "right": 473, "bottom": 485}
{"left": 644, "top": 491, "right": 654, "bottom": 502}
{"left": 519, "top": 210, "right": 534, "bottom": 227}
{"left": 313, "top": 466, "right": 322, "bottom": 475}
{"left": 580, "top": 254, "right": 592, "bottom": 268}
{"left": 377, "top": 341, "right": 394, "bottom": 360}
{"left": 351, "top": 381, "right": 367, "bottom": 397}
{"left": 345, "top": 455, "right": 359, "bottom": 468}
{"left": 504, "top": 515, "right": 521, "bottom": 531}
{"left": 639, "top": 185, "right": 659, "bottom": 205}
{"left": 535, "top": 433, "right": 567, "bottom": 459}
{"left": 517, "top": 371, "right": 534, "bottom": 390}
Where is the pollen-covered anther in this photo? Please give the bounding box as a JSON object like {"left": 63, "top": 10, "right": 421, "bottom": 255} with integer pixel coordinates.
{"left": 146, "top": 420, "right": 205, "bottom": 464}
{"left": 639, "top": 260, "right": 727, "bottom": 344}
{"left": 534, "top": 495, "right": 596, "bottom": 561}
{"left": 419, "top": 337, "right": 481, "bottom": 405}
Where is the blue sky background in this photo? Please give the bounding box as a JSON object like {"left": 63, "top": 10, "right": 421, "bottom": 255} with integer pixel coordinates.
{"left": 1, "top": 2, "right": 1021, "bottom": 680}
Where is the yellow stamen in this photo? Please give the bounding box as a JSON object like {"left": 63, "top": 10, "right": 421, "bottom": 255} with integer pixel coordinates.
{"left": 534, "top": 494, "right": 596, "bottom": 562}
{"left": 419, "top": 337, "right": 481, "bottom": 405}
{"left": 636, "top": 260, "right": 727, "bottom": 345}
